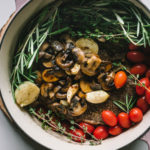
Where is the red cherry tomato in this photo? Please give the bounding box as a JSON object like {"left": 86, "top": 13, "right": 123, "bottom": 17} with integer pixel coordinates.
{"left": 129, "top": 43, "right": 139, "bottom": 51}
{"left": 145, "top": 86, "right": 150, "bottom": 104}
{"left": 118, "top": 112, "right": 131, "bottom": 128}
{"left": 146, "top": 69, "right": 150, "bottom": 78}
{"left": 69, "top": 129, "right": 86, "bottom": 142}
{"left": 130, "top": 64, "right": 147, "bottom": 75}
{"left": 79, "top": 122, "right": 95, "bottom": 134}
{"left": 129, "top": 107, "right": 143, "bottom": 123}
{"left": 93, "top": 126, "right": 108, "bottom": 140}
{"left": 136, "top": 77, "right": 150, "bottom": 96}
{"left": 108, "top": 125, "right": 122, "bottom": 136}
{"left": 102, "top": 110, "right": 117, "bottom": 126}
{"left": 127, "top": 51, "right": 145, "bottom": 63}
{"left": 136, "top": 96, "right": 149, "bottom": 113}
{"left": 114, "top": 71, "right": 127, "bottom": 89}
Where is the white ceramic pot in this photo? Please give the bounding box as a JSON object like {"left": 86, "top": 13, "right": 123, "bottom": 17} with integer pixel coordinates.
{"left": 0, "top": 0, "right": 150, "bottom": 150}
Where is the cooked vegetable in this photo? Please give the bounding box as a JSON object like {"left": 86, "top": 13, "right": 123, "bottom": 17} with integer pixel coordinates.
{"left": 130, "top": 64, "right": 147, "bottom": 75}
{"left": 114, "top": 71, "right": 127, "bottom": 89}
{"left": 80, "top": 79, "right": 92, "bottom": 93}
{"left": 71, "top": 63, "right": 80, "bottom": 75}
{"left": 85, "top": 90, "right": 110, "bottom": 104}
{"left": 69, "top": 96, "right": 87, "bottom": 116}
{"left": 15, "top": 81, "right": 40, "bottom": 107}
{"left": 129, "top": 107, "right": 143, "bottom": 123}
{"left": 127, "top": 51, "right": 145, "bottom": 63}
{"left": 67, "top": 83, "right": 79, "bottom": 103}
{"left": 40, "top": 42, "right": 50, "bottom": 51}
{"left": 56, "top": 52, "right": 73, "bottom": 69}
{"left": 79, "top": 122, "right": 95, "bottom": 134}
{"left": 81, "top": 53, "right": 101, "bottom": 76}
{"left": 51, "top": 41, "right": 64, "bottom": 52}
{"left": 145, "top": 86, "right": 150, "bottom": 104}
{"left": 102, "top": 110, "right": 117, "bottom": 127}
{"left": 136, "top": 78, "right": 150, "bottom": 96}
{"left": 108, "top": 125, "right": 122, "bottom": 136}
{"left": 93, "top": 126, "right": 108, "bottom": 140}
{"left": 40, "top": 83, "right": 53, "bottom": 98}
{"left": 75, "top": 38, "right": 99, "bottom": 54}
{"left": 118, "top": 112, "right": 131, "bottom": 128}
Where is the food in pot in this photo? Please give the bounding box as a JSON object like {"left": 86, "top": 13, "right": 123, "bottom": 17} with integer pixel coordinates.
{"left": 10, "top": 0, "right": 150, "bottom": 145}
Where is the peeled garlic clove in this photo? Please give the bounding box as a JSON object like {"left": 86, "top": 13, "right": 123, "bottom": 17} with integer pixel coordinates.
{"left": 67, "top": 83, "right": 79, "bottom": 104}
{"left": 85, "top": 90, "right": 109, "bottom": 104}
{"left": 75, "top": 38, "right": 99, "bottom": 54}
{"left": 15, "top": 81, "right": 40, "bottom": 107}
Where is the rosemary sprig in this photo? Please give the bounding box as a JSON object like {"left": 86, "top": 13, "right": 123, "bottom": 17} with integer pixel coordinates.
{"left": 113, "top": 94, "right": 137, "bottom": 113}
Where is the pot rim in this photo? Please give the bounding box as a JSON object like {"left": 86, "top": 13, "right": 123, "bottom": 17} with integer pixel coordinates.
{"left": 0, "top": 0, "right": 150, "bottom": 150}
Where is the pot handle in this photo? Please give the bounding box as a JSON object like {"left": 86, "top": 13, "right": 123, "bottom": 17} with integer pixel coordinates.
{"left": 140, "top": 128, "right": 150, "bottom": 149}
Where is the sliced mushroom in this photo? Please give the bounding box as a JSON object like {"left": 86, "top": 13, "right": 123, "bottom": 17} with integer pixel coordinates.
{"left": 51, "top": 102, "right": 67, "bottom": 115}
{"left": 85, "top": 90, "right": 110, "bottom": 104}
{"left": 51, "top": 41, "right": 64, "bottom": 52}
{"left": 42, "top": 61, "right": 54, "bottom": 68}
{"left": 81, "top": 53, "right": 101, "bottom": 76}
{"left": 69, "top": 96, "right": 87, "bottom": 116}
{"left": 55, "top": 93, "right": 67, "bottom": 99}
{"left": 49, "top": 91, "right": 55, "bottom": 99}
{"left": 74, "top": 71, "right": 83, "bottom": 80}
{"left": 53, "top": 85, "right": 61, "bottom": 94}
{"left": 67, "top": 83, "right": 79, "bottom": 104}
{"left": 105, "top": 63, "right": 112, "bottom": 72}
{"left": 40, "top": 83, "right": 54, "bottom": 98}
{"left": 40, "top": 42, "right": 50, "bottom": 51}
{"left": 75, "top": 38, "right": 99, "bottom": 54}
{"left": 42, "top": 69, "right": 59, "bottom": 82}
{"left": 60, "top": 100, "right": 69, "bottom": 107}
{"left": 90, "top": 80, "right": 101, "bottom": 90}
{"left": 61, "top": 77, "right": 72, "bottom": 93}
{"left": 65, "top": 42, "right": 75, "bottom": 50}
{"left": 55, "top": 70, "right": 66, "bottom": 78}
{"left": 15, "top": 81, "right": 40, "bottom": 107}
{"left": 78, "top": 91, "right": 85, "bottom": 99}
{"left": 97, "top": 72, "right": 115, "bottom": 91}
{"left": 35, "top": 71, "right": 42, "bottom": 85}
{"left": 80, "top": 79, "right": 92, "bottom": 93}
{"left": 38, "top": 51, "right": 52, "bottom": 59}
{"left": 71, "top": 63, "right": 80, "bottom": 75}
{"left": 72, "top": 47, "right": 85, "bottom": 63}
{"left": 56, "top": 52, "right": 73, "bottom": 70}
{"left": 60, "top": 34, "right": 74, "bottom": 44}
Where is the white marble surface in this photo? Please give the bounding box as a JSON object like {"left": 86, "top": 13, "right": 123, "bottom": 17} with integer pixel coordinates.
{"left": 0, "top": 0, "right": 150, "bottom": 150}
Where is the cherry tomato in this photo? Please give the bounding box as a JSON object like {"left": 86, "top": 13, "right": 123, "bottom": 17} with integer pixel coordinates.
{"left": 114, "top": 71, "right": 127, "bottom": 89}
{"left": 129, "top": 43, "right": 139, "bottom": 51}
{"left": 69, "top": 129, "right": 86, "bottom": 142}
{"left": 102, "top": 110, "right": 117, "bottom": 126}
{"left": 127, "top": 51, "right": 145, "bottom": 63}
{"left": 145, "top": 86, "right": 150, "bottom": 104}
{"left": 136, "top": 77, "right": 150, "bottom": 96}
{"left": 129, "top": 107, "right": 143, "bottom": 123}
{"left": 136, "top": 96, "right": 149, "bottom": 113}
{"left": 118, "top": 112, "right": 131, "bottom": 128}
{"left": 108, "top": 125, "right": 122, "bottom": 136}
{"left": 146, "top": 69, "right": 150, "bottom": 78}
{"left": 93, "top": 126, "right": 108, "bottom": 140}
{"left": 79, "top": 122, "right": 95, "bottom": 134}
{"left": 130, "top": 64, "right": 147, "bottom": 75}
{"left": 61, "top": 122, "right": 71, "bottom": 132}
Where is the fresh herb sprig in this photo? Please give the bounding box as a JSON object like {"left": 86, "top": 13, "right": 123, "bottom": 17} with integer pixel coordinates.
{"left": 113, "top": 94, "right": 137, "bottom": 113}
{"left": 28, "top": 107, "right": 101, "bottom": 145}
{"left": 10, "top": 1, "right": 63, "bottom": 96}
{"left": 61, "top": 0, "right": 150, "bottom": 46}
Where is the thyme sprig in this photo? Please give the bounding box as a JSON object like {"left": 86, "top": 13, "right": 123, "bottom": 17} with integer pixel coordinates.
{"left": 113, "top": 94, "right": 137, "bottom": 113}
{"left": 28, "top": 107, "right": 101, "bottom": 145}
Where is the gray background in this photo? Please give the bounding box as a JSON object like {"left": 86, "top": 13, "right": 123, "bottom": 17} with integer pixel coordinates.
{"left": 0, "top": 0, "right": 150, "bottom": 149}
